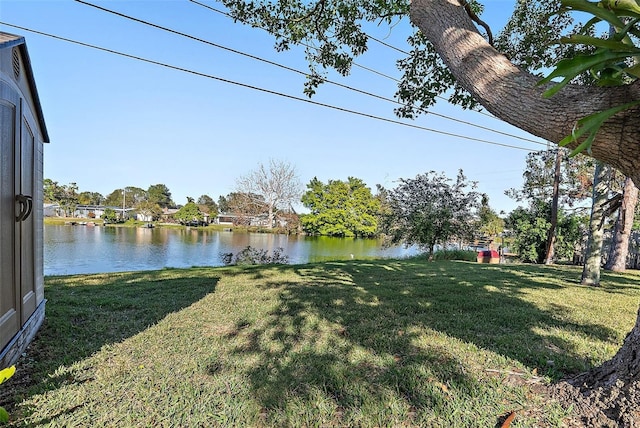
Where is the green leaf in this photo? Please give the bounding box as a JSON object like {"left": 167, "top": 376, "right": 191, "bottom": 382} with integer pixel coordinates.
{"left": 580, "top": 15, "right": 602, "bottom": 33}
{"left": 0, "top": 406, "right": 8, "bottom": 423}
{"left": 614, "top": 17, "right": 640, "bottom": 42}
{"left": 539, "top": 50, "right": 632, "bottom": 97}
{"left": 561, "top": 0, "right": 626, "bottom": 28}
{"left": 567, "top": 132, "right": 597, "bottom": 156}
{"left": 0, "top": 366, "right": 15, "bottom": 386}
{"left": 600, "top": 0, "right": 640, "bottom": 16}
{"left": 559, "top": 101, "right": 640, "bottom": 155}
{"left": 560, "top": 34, "right": 640, "bottom": 52}
{"left": 623, "top": 62, "right": 640, "bottom": 78}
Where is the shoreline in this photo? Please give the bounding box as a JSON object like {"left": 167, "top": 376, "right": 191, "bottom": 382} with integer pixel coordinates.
{"left": 43, "top": 216, "right": 300, "bottom": 235}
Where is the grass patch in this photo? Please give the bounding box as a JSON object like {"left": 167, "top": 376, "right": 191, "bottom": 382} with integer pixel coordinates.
{"left": 44, "top": 217, "right": 104, "bottom": 226}
{"left": 2, "top": 261, "right": 640, "bottom": 426}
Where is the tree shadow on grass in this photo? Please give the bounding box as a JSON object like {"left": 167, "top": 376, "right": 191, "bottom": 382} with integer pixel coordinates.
{"left": 1, "top": 268, "right": 217, "bottom": 410}
{"left": 308, "top": 261, "right": 621, "bottom": 370}
{"left": 215, "top": 260, "right": 629, "bottom": 425}
{"left": 597, "top": 269, "right": 640, "bottom": 294}
{"left": 6, "top": 261, "right": 632, "bottom": 426}
{"left": 217, "top": 287, "right": 480, "bottom": 425}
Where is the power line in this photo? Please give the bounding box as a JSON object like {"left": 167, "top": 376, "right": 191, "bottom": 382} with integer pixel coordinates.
{"left": 350, "top": 61, "right": 398, "bottom": 81}
{"left": 358, "top": 34, "right": 500, "bottom": 120}
{"left": 187, "top": 0, "right": 501, "bottom": 123}
{"left": 0, "top": 22, "right": 535, "bottom": 152}
{"left": 187, "top": 0, "right": 539, "bottom": 138}
{"left": 78, "top": 0, "right": 545, "bottom": 147}
{"left": 78, "top": 0, "right": 545, "bottom": 146}
{"left": 366, "top": 34, "right": 409, "bottom": 55}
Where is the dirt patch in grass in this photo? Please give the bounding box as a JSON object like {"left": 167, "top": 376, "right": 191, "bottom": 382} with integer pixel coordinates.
{"left": 549, "top": 378, "right": 640, "bottom": 427}
{"left": 483, "top": 361, "right": 640, "bottom": 426}
{"left": 548, "top": 304, "right": 640, "bottom": 428}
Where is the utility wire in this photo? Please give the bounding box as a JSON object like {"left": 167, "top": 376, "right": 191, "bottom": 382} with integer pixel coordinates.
{"left": 349, "top": 61, "right": 398, "bottom": 81}
{"left": 0, "top": 22, "right": 534, "bottom": 152}
{"left": 189, "top": 0, "right": 502, "bottom": 121}
{"left": 79, "top": 0, "right": 545, "bottom": 147}
{"left": 366, "top": 34, "right": 409, "bottom": 55}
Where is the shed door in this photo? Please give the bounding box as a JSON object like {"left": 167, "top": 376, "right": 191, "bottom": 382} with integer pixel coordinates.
{"left": 0, "top": 99, "right": 19, "bottom": 351}
{"left": 20, "top": 116, "right": 36, "bottom": 323}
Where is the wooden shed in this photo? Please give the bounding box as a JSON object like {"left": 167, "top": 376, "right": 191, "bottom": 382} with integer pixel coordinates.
{"left": 0, "top": 32, "right": 49, "bottom": 367}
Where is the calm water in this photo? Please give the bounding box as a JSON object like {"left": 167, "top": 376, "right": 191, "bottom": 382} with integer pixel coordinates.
{"left": 44, "top": 225, "right": 418, "bottom": 275}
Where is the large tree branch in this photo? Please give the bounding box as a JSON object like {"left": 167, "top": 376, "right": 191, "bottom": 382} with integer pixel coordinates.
{"left": 410, "top": 0, "right": 640, "bottom": 184}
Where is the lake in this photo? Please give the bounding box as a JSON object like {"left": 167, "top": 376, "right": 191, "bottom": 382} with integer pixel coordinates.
{"left": 44, "top": 225, "right": 419, "bottom": 275}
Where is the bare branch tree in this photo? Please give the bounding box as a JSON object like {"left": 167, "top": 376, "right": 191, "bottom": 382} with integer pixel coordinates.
{"left": 235, "top": 159, "right": 302, "bottom": 229}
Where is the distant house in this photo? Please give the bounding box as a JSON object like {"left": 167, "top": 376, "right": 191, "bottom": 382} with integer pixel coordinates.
{"left": 216, "top": 213, "right": 237, "bottom": 225}
{"left": 113, "top": 207, "right": 135, "bottom": 220}
{"left": 74, "top": 204, "right": 106, "bottom": 219}
{"left": 214, "top": 212, "right": 285, "bottom": 228}
{"left": 160, "top": 207, "right": 180, "bottom": 223}
{"left": 249, "top": 214, "right": 272, "bottom": 228}
{"left": 136, "top": 212, "right": 154, "bottom": 222}
{"left": 43, "top": 203, "right": 60, "bottom": 217}
{"left": 0, "top": 33, "right": 49, "bottom": 367}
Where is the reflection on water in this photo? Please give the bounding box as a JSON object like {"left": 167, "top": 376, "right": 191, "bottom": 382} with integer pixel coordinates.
{"left": 44, "top": 225, "right": 418, "bottom": 275}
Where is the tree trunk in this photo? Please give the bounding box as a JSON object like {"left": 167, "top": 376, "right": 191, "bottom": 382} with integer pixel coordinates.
{"left": 557, "top": 305, "right": 640, "bottom": 426}
{"left": 605, "top": 177, "right": 639, "bottom": 272}
{"left": 544, "top": 149, "right": 562, "bottom": 265}
{"left": 580, "top": 307, "right": 640, "bottom": 388}
{"left": 268, "top": 204, "right": 275, "bottom": 229}
{"left": 409, "top": 0, "right": 640, "bottom": 186}
{"left": 408, "top": 1, "right": 640, "bottom": 421}
{"left": 581, "top": 162, "right": 609, "bottom": 286}
{"left": 428, "top": 243, "right": 435, "bottom": 261}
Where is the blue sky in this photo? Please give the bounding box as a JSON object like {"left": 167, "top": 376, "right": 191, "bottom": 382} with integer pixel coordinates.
{"left": 1, "top": 0, "right": 546, "bottom": 214}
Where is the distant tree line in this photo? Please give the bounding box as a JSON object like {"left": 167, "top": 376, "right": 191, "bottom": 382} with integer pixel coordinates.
{"left": 47, "top": 156, "right": 639, "bottom": 267}
{"left": 43, "top": 163, "right": 494, "bottom": 256}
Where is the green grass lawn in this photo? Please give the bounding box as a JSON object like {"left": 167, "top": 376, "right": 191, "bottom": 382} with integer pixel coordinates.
{"left": 3, "top": 260, "right": 640, "bottom": 427}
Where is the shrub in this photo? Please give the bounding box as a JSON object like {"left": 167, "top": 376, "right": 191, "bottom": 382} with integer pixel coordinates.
{"left": 431, "top": 249, "right": 478, "bottom": 262}
{"left": 101, "top": 208, "right": 119, "bottom": 224}
{"left": 220, "top": 246, "right": 289, "bottom": 266}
